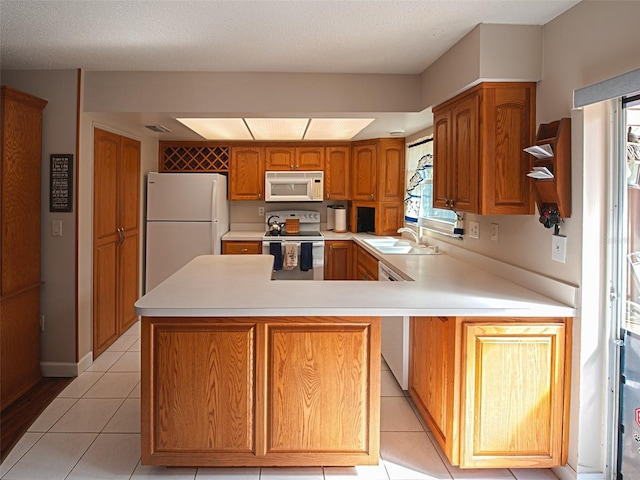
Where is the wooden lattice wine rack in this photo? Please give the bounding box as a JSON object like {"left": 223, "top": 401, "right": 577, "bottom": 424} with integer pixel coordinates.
{"left": 159, "top": 142, "right": 230, "bottom": 172}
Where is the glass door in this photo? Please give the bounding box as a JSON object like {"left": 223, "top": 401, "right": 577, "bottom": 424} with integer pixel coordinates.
{"left": 615, "top": 94, "right": 640, "bottom": 480}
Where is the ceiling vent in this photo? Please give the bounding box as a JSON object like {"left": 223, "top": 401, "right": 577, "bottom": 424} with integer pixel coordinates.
{"left": 145, "top": 124, "right": 172, "bottom": 133}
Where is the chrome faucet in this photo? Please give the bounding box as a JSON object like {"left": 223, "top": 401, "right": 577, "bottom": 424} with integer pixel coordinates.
{"left": 397, "top": 227, "right": 420, "bottom": 244}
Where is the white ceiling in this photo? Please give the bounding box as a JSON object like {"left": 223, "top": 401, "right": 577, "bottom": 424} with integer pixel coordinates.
{"left": 0, "top": 0, "right": 581, "bottom": 140}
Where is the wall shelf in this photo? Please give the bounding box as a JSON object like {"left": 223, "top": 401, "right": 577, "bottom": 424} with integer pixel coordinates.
{"left": 525, "top": 118, "right": 571, "bottom": 222}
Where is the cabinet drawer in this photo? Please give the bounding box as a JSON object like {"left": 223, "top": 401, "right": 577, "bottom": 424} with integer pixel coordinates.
{"left": 222, "top": 241, "right": 262, "bottom": 255}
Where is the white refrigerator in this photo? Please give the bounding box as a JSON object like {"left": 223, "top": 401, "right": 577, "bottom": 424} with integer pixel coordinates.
{"left": 145, "top": 172, "right": 229, "bottom": 293}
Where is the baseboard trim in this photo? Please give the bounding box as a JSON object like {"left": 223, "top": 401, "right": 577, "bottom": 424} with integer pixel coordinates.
{"left": 40, "top": 351, "right": 93, "bottom": 377}
{"left": 553, "top": 464, "right": 604, "bottom": 480}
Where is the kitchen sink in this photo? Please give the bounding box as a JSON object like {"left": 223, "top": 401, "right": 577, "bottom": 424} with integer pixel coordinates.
{"left": 361, "top": 237, "right": 412, "bottom": 247}
{"left": 361, "top": 237, "right": 440, "bottom": 255}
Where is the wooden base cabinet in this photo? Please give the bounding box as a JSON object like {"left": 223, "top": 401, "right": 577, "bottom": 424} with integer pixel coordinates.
{"left": 409, "top": 316, "right": 571, "bottom": 469}
{"left": 324, "top": 240, "right": 353, "bottom": 279}
{"left": 142, "top": 316, "right": 381, "bottom": 467}
{"left": 222, "top": 241, "right": 262, "bottom": 255}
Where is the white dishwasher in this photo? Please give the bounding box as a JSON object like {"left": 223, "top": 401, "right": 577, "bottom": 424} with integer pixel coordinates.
{"left": 378, "top": 262, "right": 410, "bottom": 390}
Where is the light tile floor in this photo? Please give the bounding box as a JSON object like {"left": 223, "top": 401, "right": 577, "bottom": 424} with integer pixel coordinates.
{"left": 0, "top": 321, "right": 559, "bottom": 480}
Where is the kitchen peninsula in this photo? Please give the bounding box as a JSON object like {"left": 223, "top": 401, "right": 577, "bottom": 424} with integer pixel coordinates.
{"left": 135, "top": 240, "right": 576, "bottom": 469}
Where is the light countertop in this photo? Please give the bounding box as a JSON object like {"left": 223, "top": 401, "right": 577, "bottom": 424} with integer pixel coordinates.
{"left": 135, "top": 230, "right": 577, "bottom": 318}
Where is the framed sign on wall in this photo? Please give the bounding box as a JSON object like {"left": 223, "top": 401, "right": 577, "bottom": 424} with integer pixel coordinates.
{"left": 50, "top": 154, "right": 73, "bottom": 212}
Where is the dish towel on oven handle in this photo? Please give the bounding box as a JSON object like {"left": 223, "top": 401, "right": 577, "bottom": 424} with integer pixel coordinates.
{"left": 283, "top": 242, "right": 298, "bottom": 270}
{"left": 269, "top": 242, "right": 283, "bottom": 271}
{"left": 300, "top": 242, "right": 313, "bottom": 271}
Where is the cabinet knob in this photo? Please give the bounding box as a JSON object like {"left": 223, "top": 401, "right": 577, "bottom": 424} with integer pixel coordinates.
{"left": 326, "top": 193, "right": 330, "bottom": 199}
{"left": 258, "top": 193, "right": 262, "bottom": 199}
{"left": 450, "top": 200, "right": 455, "bottom": 207}
{"left": 370, "top": 193, "right": 374, "bottom": 200}
{"left": 240, "top": 248, "right": 248, "bottom": 252}
{"left": 445, "top": 199, "right": 449, "bottom": 206}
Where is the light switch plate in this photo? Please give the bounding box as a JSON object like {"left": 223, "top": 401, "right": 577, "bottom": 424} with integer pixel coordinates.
{"left": 51, "top": 219, "right": 62, "bottom": 237}
{"left": 552, "top": 235, "right": 567, "bottom": 263}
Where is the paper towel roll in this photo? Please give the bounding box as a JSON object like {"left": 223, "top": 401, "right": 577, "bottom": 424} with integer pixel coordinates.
{"left": 334, "top": 207, "right": 347, "bottom": 233}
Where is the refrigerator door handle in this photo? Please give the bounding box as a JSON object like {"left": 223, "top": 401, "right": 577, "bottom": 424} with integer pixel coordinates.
{"left": 210, "top": 178, "right": 218, "bottom": 223}
{"left": 211, "top": 178, "right": 218, "bottom": 254}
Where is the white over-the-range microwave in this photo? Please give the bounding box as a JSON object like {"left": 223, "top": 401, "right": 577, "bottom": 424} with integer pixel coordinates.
{"left": 265, "top": 171, "right": 323, "bottom": 202}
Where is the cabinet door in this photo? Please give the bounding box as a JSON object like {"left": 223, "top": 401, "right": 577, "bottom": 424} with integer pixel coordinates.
{"left": 480, "top": 84, "right": 535, "bottom": 214}
{"left": 324, "top": 240, "right": 353, "bottom": 280}
{"left": 351, "top": 143, "right": 377, "bottom": 201}
{"left": 450, "top": 92, "right": 479, "bottom": 213}
{"left": 230, "top": 147, "right": 265, "bottom": 200}
{"left": 265, "top": 147, "right": 295, "bottom": 170}
{"left": 376, "top": 202, "right": 404, "bottom": 236}
{"left": 146, "top": 321, "right": 255, "bottom": 455}
{"left": 295, "top": 146, "right": 324, "bottom": 170}
{"left": 325, "top": 146, "right": 350, "bottom": 200}
{"left": 355, "top": 244, "right": 378, "bottom": 280}
{"left": 409, "top": 317, "right": 458, "bottom": 462}
{"left": 267, "top": 323, "right": 375, "bottom": 455}
{"left": 461, "top": 322, "right": 566, "bottom": 468}
{"left": 432, "top": 110, "right": 451, "bottom": 210}
{"left": 378, "top": 139, "right": 405, "bottom": 202}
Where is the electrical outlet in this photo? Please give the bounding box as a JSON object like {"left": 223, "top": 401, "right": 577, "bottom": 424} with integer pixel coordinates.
{"left": 490, "top": 223, "right": 499, "bottom": 242}
{"left": 258, "top": 207, "right": 264, "bottom": 216}
{"left": 552, "top": 234, "right": 567, "bottom": 263}
{"left": 468, "top": 221, "right": 479, "bottom": 239}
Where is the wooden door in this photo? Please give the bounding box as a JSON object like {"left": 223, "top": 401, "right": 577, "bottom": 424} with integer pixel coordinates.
{"left": 378, "top": 139, "right": 405, "bottom": 202}
{"left": 351, "top": 143, "right": 377, "bottom": 201}
{"left": 93, "top": 128, "right": 140, "bottom": 357}
{"left": 118, "top": 137, "right": 140, "bottom": 333}
{"left": 295, "top": 146, "right": 324, "bottom": 170}
{"left": 325, "top": 146, "right": 349, "bottom": 200}
{"left": 324, "top": 240, "right": 353, "bottom": 280}
{"left": 451, "top": 92, "right": 479, "bottom": 213}
{"left": 265, "top": 147, "right": 295, "bottom": 170}
{"left": 93, "top": 129, "right": 120, "bottom": 354}
{"left": 432, "top": 109, "right": 451, "bottom": 210}
{"left": 409, "top": 316, "right": 458, "bottom": 462}
{"left": 460, "top": 322, "right": 566, "bottom": 468}
{"left": 230, "top": 147, "right": 264, "bottom": 200}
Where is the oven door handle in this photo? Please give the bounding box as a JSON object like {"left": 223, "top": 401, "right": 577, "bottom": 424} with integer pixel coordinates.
{"left": 262, "top": 241, "right": 324, "bottom": 247}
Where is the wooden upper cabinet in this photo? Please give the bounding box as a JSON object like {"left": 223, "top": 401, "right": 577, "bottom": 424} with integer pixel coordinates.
{"left": 230, "top": 146, "right": 265, "bottom": 200}
{"left": 265, "top": 147, "right": 295, "bottom": 170}
{"left": 378, "top": 139, "right": 405, "bottom": 202}
{"left": 432, "top": 82, "right": 535, "bottom": 215}
{"left": 325, "top": 146, "right": 350, "bottom": 200}
{"left": 295, "top": 146, "right": 324, "bottom": 170}
{"left": 351, "top": 139, "right": 405, "bottom": 202}
{"left": 265, "top": 146, "right": 324, "bottom": 171}
{"left": 351, "top": 142, "right": 377, "bottom": 201}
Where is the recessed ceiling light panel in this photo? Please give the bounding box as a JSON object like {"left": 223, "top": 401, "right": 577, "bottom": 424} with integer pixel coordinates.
{"left": 305, "top": 118, "right": 375, "bottom": 140}
{"left": 176, "top": 118, "right": 253, "bottom": 140}
{"left": 244, "top": 118, "right": 309, "bottom": 140}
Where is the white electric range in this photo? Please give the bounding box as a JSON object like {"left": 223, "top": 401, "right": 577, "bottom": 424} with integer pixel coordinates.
{"left": 262, "top": 210, "right": 324, "bottom": 280}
